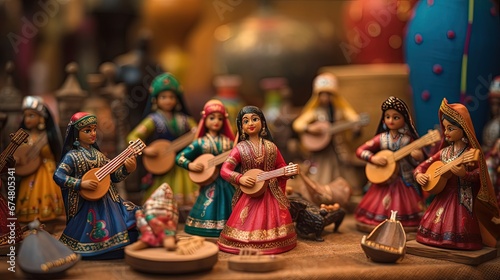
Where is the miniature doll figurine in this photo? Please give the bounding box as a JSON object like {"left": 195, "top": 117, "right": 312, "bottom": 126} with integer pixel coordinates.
{"left": 53, "top": 112, "right": 140, "bottom": 259}
{"left": 15, "top": 96, "right": 64, "bottom": 223}
{"left": 126, "top": 72, "right": 198, "bottom": 207}
{"left": 485, "top": 139, "right": 500, "bottom": 209}
{"left": 130, "top": 183, "right": 179, "bottom": 251}
{"left": 355, "top": 96, "right": 425, "bottom": 233}
{"left": 293, "top": 72, "right": 364, "bottom": 194}
{"left": 217, "top": 106, "right": 297, "bottom": 254}
{"left": 176, "top": 99, "right": 236, "bottom": 237}
{"left": 414, "top": 99, "right": 500, "bottom": 250}
{"left": 482, "top": 76, "right": 500, "bottom": 152}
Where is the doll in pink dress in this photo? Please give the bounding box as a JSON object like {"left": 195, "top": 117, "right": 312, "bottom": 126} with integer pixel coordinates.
{"left": 217, "top": 106, "right": 297, "bottom": 254}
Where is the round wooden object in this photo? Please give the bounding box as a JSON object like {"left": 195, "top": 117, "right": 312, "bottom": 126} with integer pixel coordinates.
{"left": 124, "top": 241, "right": 219, "bottom": 274}
{"left": 142, "top": 140, "right": 175, "bottom": 175}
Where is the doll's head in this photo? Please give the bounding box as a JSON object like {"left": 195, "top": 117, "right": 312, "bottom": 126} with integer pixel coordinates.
{"left": 236, "top": 106, "right": 273, "bottom": 143}
{"left": 438, "top": 99, "right": 478, "bottom": 150}
{"left": 61, "top": 112, "right": 100, "bottom": 158}
{"left": 376, "top": 96, "right": 418, "bottom": 139}
{"left": 21, "top": 96, "right": 62, "bottom": 160}
{"left": 148, "top": 72, "right": 190, "bottom": 116}
{"left": 313, "top": 73, "right": 337, "bottom": 106}
{"left": 21, "top": 96, "right": 47, "bottom": 130}
{"left": 195, "top": 99, "right": 234, "bottom": 141}
{"left": 441, "top": 114, "right": 466, "bottom": 145}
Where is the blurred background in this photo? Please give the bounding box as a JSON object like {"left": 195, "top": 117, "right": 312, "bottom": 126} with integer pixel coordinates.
{"left": 1, "top": 0, "right": 499, "bottom": 202}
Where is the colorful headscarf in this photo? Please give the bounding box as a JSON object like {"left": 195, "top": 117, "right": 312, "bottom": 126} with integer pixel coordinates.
{"left": 195, "top": 99, "right": 235, "bottom": 141}
{"left": 299, "top": 72, "right": 359, "bottom": 122}
{"left": 146, "top": 72, "right": 190, "bottom": 116}
{"left": 22, "top": 96, "right": 47, "bottom": 118}
{"left": 376, "top": 96, "right": 419, "bottom": 139}
{"left": 439, "top": 98, "right": 500, "bottom": 247}
{"left": 60, "top": 112, "right": 99, "bottom": 161}
{"left": 150, "top": 72, "right": 183, "bottom": 98}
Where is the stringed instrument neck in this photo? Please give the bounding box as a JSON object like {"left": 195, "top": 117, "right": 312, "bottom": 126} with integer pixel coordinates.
{"left": 26, "top": 133, "right": 48, "bottom": 159}
{"left": 392, "top": 129, "right": 440, "bottom": 162}
{"left": 0, "top": 129, "right": 29, "bottom": 171}
{"left": 206, "top": 150, "right": 231, "bottom": 168}
{"left": 431, "top": 148, "right": 479, "bottom": 178}
{"left": 95, "top": 147, "right": 136, "bottom": 181}
{"left": 168, "top": 128, "right": 197, "bottom": 153}
{"left": 256, "top": 166, "right": 287, "bottom": 182}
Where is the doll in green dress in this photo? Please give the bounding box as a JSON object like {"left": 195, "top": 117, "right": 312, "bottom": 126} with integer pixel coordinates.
{"left": 176, "top": 99, "right": 235, "bottom": 237}
{"left": 126, "top": 72, "right": 198, "bottom": 207}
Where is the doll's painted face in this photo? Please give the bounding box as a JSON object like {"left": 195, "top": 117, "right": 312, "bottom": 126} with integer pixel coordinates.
{"left": 78, "top": 124, "right": 97, "bottom": 148}
{"left": 205, "top": 112, "right": 224, "bottom": 133}
{"left": 156, "top": 91, "right": 177, "bottom": 112}
{"left": 23, "top": 109, "right": 42, "bottom": 130}
{"left": 318, "top": 92, "right": 332, "bottom": 106}
{"left": 241, "top": 113, "right": 262, "bottom": 137}
{"left": 442, "top": 119, "right": 464, "bottom": 143}
{"left": 383, "top": 109, "right": 405, "bottom": 130}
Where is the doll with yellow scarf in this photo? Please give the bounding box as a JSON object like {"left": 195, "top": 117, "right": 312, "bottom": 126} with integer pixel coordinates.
{"left": 293, "top": 73, "right": 363, "bottom": 192}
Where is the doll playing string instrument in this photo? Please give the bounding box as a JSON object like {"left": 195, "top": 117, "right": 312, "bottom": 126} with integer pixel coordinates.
{"left": 0, "top": 128, "right": 29, "bottom": 171}
{"left": 80, "top": 139, "right": 145, "bottom": 201}
{"left": 365, "top": 129, "right": 441, "bottom": 184}
{"left": 422, "top": 148, "right": 480, "bottom": 195}
{"left": 142, "top": 128, "right": 196, "bottom": 175}
{"left": 14, "top": 133, "right": 48, "bottom": 176}
{"left": 240, "top": 163, "right": 299, "bottom": 197}
{"left": 300, "top": 113, "right": 370, "bottom": 152}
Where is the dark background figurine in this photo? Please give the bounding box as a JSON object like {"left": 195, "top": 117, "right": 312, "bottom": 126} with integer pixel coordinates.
{"left": 218, "top": 106, "right": 297, "bottom": 255}
{"left": 482, "top": 76, "right": 500, "bottom": 152}
{"left": 53, "top": 112, "right": 140, "bottom": 259}
{"left": 414, "top": 99, "right": 500, "bottom": 250}
{"left": 293, "top": 73, "right": 365, "bottom": 196}
{"left": 14, "top": 96, "right": 64, "bottom": 224}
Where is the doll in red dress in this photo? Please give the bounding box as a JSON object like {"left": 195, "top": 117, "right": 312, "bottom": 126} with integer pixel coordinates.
{"left": 218, "top": 106, "right": 297, "bottom": 254}
{"left": 414, "top": 99, "right": 500, "bottom": 250}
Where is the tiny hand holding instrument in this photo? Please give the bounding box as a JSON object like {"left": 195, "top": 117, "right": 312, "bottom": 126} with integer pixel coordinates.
{"left": 80, "top": 139, "right": 146, "bottom": 201}
{"left": 240, "top": 163, "right": 299, "bottom": 197}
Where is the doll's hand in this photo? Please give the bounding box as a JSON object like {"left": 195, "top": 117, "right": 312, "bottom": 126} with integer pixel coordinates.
{"left": 124, "top": 157, "right": 137, "bottom": 173}
{"left": 451, "top": 164, "right": 466, "bottom": 177}
{"left": 415, "top": 173, "right": 429, "bottom": 186}
{"left": 410, "top": 149, "right": 424, "bottom": 162}
{"left": 239, "top": 175, "right": 256, "bottom": 188}
{"left": 370, "top": 155, "right": 387, "bottom": 166}
{"left": 188, "top": 162, "right": 204, "bottom": 172}
{"left": 81, "top": 180, "right": 98, "bottom": 191}
{"left": 143, "top": 147, "right": 159, "bottom": 157}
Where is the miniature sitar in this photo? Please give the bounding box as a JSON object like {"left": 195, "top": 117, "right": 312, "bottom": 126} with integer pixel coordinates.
{"left": 300, "top": 113, "right": 370, "bottom": 152}
{"left": 142, "top": 128, "right": 196, "bottom": 175}
{"left": 365, "top": 129, "right": 441, "bottom": 184}
{"left": 188, "top": 150, "right": 231, "bottom": 186}
{"left": 422, "top": 148, "right": 480, "bottom": 195}
{"left": 80, "top": 139, "right": 145, "bottom": 201}
{"left": 240, "top": 163, "right": 299, "bottom": 197}
{"left": 13, "top": 133, "right": 47, "bottom": 176}
{"left": 0, "top": 128, "right": 29, "bottom": 172}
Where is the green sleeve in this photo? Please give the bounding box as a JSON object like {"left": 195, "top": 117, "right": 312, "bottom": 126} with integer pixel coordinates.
{"left": 176, "top": 138, "right": 203, "bottom": 170}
